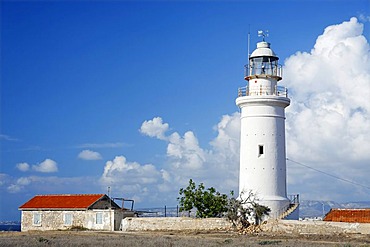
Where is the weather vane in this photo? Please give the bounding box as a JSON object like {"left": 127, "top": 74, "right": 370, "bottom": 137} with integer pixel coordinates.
{"left": 258, "top": 30, "right": 269, "bottom": 41}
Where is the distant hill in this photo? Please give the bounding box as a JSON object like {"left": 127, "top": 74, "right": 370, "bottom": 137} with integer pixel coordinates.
{"left": 299, "top": 200, "right": 370, "bottom": 218}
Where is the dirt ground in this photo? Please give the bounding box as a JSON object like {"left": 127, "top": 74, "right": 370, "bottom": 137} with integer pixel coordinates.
{"left": 0, "top": 230, "right": 369, "bottom": 247}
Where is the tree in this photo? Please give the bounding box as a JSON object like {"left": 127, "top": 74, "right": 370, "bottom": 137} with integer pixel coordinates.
{"left": 178, "top": 179, "right": 228, "bottom": 218}
{"left": 226, "top": 190, "right": 271, "bottom": 227}
{"left": 251, "top": 202, "right": 271, "bottom": 225}
{"left": 226, "top": 191, "right": 251, "bottom": 228}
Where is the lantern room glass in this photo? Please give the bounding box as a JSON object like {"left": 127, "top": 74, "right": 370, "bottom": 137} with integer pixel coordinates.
{"left": 249, "top": 56, "right": 279, "bottom": 76}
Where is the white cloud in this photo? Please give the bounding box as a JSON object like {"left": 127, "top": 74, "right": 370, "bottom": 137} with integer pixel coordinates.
{"left": 0, "top": 134, "right": 19, "bottom": 141}
{"left": 283, "top": 17, "right": 370, "bottom": 200}
{"left": 16, "top": 177, "right": 31, "bottom": 186}
{"left": 140, "top": 117, "right": 169, "bottom": 140}
{"left": 359, "top": 14, "right": 370, "bottom": 22}
{"left": 284, "top": 17, "right": 370, "bottom": 162}
{"left": 5, "top": 175, "right": 99, "bottom": 194}
{"left": 0, "top": 173, "right": 10, "bottom": 187}
{"left": 7, "top": 184, "right": 22, "bottom": 193}
{"left": 100, "top": 156, "right": 165, "bottom": 203}
{"left": 99, "top": 114, "right": 241, "bottom": 205}
{"left": 78, "top": 150, "right": 102, "bottom": 160}
{"left": 167, "top": 131, "right": 206, "bottom": 170}
{"left": 16, "top": 162, "right": 30, "bottom": 172}
{"left": 7, "top": 177, "right": 31, "bottom": 193}
{"left": 32, "top": 159, "right": 58, "bottom": 173}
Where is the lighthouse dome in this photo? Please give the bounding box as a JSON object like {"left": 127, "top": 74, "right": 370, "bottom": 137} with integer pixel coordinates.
{"left": 250, "top": 41, "right": 277, "bottom": 59}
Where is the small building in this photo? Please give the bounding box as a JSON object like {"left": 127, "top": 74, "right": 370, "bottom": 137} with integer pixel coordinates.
{"left": 19, "top": 194, "right": 132, "bottom": 231}
{"left": 324, "top": 208, "right": 370, "bottom": 223}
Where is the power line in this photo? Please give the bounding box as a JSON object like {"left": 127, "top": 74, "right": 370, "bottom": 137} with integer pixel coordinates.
{"left": 286, "top": 158, "right": 370, "bottom": 190}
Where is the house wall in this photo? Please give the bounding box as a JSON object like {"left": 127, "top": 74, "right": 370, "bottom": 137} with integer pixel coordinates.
{"left": 21, "top": 209, "right": 118, "bottom": 231}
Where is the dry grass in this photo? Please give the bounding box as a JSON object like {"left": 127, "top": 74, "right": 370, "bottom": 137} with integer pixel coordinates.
{"left": 0, "top": 230, "right": 369, "bottom": 247}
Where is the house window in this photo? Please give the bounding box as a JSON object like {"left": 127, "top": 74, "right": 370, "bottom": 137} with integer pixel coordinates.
{"left": 33, "top": 212, "right": 42, "bottom": 226}
{"left": 64, "top": 213, "right": 73, "bottom": 226}
{"left": 96, "top": 212, "right": 103, "bottom": 224}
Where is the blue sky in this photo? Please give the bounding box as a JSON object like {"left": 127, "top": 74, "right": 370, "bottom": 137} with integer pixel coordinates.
{"left": 1, "top": 1, "right": 370, "bottom": 221}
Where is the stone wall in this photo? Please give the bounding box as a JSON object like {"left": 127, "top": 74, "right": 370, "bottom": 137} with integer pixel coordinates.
{"left": 120, "top": 217, "right": 232, "bottom": 232}
{"left": 121, "top": 217, "right": 370, "bottom": 235}
{"left": 262, "top": 219, "right": 370, "bottom": 235}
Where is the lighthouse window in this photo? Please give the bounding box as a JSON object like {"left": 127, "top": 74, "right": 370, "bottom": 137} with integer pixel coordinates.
{"left": 258, "top": 145, "right": 264, "bottom": 156}
{"left": 250, "top": 56, "right": 278, "bottom": 75}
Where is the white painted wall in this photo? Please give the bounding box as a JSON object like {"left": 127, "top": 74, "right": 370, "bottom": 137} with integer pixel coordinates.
{"left": 236, "top": 41, "right": 294, "bottom": 219}
{"left": 236, "top": 95, "right": 291, "bottom": 218}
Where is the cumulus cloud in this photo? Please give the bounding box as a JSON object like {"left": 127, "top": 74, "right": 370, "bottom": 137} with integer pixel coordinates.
{"left": 15, "top": 159, "right": 58, "bottom": 173}
{"left": 167, "top": 131, "right": 206, "bottom": 170}
{"left": 284, "top": 17, "right": 370, "bottom": 162}
{"left": 99, "top": 114, "right": 241, "bottom": 204}
{"left": 16, "top": 162, "right": 30, "bottom": 172}
{"left": 100, "top": 156, "right": 165, "bottom": 203}
{"left": 32, "top": 159, "right": 58, "bottom": 173}
{"left": 283, "top": 17, "right": 370, "bottom": 200}
{"left": 78, "top": 150, "right": 102, "bottom": 160}
{"left": 140, "top": 117, "right": 169, "bottom": 140}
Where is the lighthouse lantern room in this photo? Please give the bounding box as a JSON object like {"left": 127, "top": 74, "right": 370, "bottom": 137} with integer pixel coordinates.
{"left": 236, "top": 32, "right": 298, "bottom": 220}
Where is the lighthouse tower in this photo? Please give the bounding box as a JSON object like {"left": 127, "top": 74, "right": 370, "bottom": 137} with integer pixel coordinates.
{"left": 236, "top": 33, "right": 291, "bottom": 219}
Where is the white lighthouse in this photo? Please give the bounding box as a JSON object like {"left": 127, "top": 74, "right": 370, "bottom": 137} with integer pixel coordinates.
{"left": 236, "top": 33, "right": 296, "bottom": 219}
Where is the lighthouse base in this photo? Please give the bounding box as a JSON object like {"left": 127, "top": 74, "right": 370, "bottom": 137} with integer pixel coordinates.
{"left": 257, "top": 196, "right": 290, "bottom": 220}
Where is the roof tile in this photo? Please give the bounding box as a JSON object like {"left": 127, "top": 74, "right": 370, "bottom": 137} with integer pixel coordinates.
{"left": 19, "top": 194, "right": 105, "bottom": 209}
{"left": 324, "top": 208, "right": 370, "bottom": 223}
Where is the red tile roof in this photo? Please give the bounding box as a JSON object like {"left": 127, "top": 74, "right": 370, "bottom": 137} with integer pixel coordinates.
{"left": 324, "top": 208, "right": 370, "bottom": 223}
{"left": 19, "top": 194, "right": 105, "bottom": 210}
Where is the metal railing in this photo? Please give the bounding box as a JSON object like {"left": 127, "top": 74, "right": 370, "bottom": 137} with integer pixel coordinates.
{"left": 271, "top": 204, "right": 291, "bottom": 220}
{"left": 136, "top": 206, "right": 188, "bottom": 217}
{"left": 288, "top": 194, "right": 300, "bottom": 204}
{"left": 237, "top": 85, "right": 288, "bottom": 97}
{"left": 270, "top": 194, "right": 299, "bottom": 219}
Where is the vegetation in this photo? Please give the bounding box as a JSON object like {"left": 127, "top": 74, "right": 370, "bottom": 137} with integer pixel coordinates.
{"left": 226, "top": 191, "right": 251, "bottom": 228}
{"left": 178, "top": 179, "right": 228, "bottom": 218}
{"left": 227, "top": 190, "right": 271, "bottom": 227}
{"left": 69, "top": 225, "right": 89, "bottom": 231}
{"left": 36, "top": 236, "right": 50, "bottom": 243}
{"left": 258, "top": 240, "right": 282, "bottom": 245}
{"left": 178, "top": 179, "right": 270, "bottom": 227}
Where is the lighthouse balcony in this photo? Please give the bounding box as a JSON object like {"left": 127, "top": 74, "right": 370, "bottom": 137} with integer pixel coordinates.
{"left": 237, "top": 85, "right": 288, "bottom": 97}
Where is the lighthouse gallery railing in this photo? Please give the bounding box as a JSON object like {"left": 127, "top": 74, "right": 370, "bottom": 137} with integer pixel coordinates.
{"left": 238, "top": 85, "right": 288, "bottom": 97}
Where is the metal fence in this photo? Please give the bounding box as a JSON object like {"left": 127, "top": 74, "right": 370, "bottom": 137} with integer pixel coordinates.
{"left": 136, "top": 206, "right": 182, "bottom": 217}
